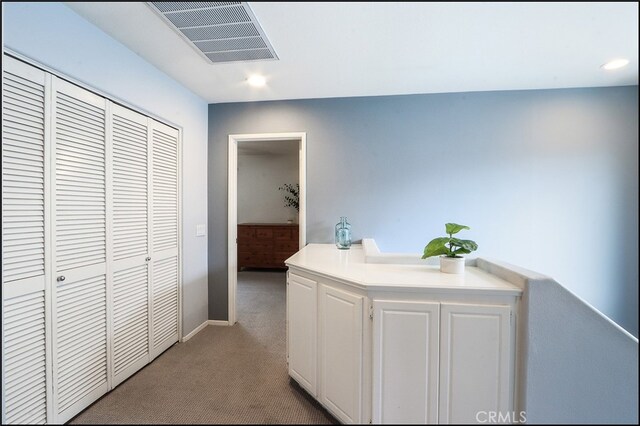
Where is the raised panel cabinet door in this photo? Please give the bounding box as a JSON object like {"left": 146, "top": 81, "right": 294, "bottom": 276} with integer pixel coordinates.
{"left": 149, "top": 120, "right": 180, "bottom": 359}
{"left": 319, "top": 284, "right": 364, "bottom": 424}
{"left": 2, "top": 55, "right": 50, "bottom": 425}
{"left": 110, "top": 104, "right": 150, "bottom": 386}
{"left": 372, "top": 300, "right": 440, "bottom": 424}
{"left": 51, "top": 76, "right": 109, "bottom": 424}
{"left": 439, "top": 303, "right": 512, "bottom": 424}
{"left": 287, "top": 273, "right": 317, "bottom": 396}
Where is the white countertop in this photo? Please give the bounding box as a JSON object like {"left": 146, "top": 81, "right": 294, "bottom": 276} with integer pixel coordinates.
{"left": 286, "top": 244, "right": 522, "bottom": 295}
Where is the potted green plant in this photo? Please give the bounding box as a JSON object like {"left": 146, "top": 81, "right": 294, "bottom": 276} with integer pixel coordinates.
{"left": 279, "top": 183, "right": 299, "bottom": 223}
{"left": 422, "top": 223, "right": 478, "bottom": 274}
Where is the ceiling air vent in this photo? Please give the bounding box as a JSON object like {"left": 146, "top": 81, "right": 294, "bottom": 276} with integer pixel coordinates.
{"left": 147, "top": 2, "right": 278, "bottom": 64}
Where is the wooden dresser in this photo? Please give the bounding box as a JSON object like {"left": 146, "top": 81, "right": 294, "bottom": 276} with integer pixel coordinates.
{"left": 238, "top": 223, "right": 299, "bottom": 270}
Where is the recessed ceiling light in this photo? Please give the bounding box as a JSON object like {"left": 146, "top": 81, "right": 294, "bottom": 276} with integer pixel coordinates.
{"left": 601, "top": 58, "right": 630, "bottom": 70}
{"left": 247, "top": 75, "right": 267, "bottom": 87}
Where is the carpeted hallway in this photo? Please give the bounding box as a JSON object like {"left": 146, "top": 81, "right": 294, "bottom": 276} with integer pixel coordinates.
{"left": 71, "top": 270, "right": 335, "bottom": 424}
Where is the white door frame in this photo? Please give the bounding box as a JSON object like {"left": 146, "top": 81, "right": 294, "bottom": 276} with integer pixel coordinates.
{"left": 228, "top": 132, "right": 307, "bottom": 325}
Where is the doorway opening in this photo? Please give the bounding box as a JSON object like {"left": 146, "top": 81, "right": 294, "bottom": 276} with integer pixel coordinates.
{"left": 228, "top": 133, "right": 307, "bottom": 325}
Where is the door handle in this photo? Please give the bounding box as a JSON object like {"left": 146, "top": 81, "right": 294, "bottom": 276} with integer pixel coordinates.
{"left": 145, "top": 257, "right": 151, "bottom": 262}
{"left": 57, "top": 276, "right": 66, "bottom": 282}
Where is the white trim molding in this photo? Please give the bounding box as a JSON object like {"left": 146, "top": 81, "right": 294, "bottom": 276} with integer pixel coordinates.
{"left": 180, "top": 319, "right": 231, "bottom": 342}
{"left": 228, "top": 132, "right": 307, "bottom": 326}
{"left": 181, "top": 320, "right": 209, "bottom": 342}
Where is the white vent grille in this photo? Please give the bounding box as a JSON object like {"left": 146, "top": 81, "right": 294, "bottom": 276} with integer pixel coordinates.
{"left": 148, "top": 2, "right": 278, "bottom": 64}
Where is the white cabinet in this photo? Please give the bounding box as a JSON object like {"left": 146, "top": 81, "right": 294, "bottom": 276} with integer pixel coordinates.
{"left": 372, "top": 300, "right": 514, "bottom": 424}
{"left": 286, "top": 247, "right": 521, "bottom": 426}
{"left": 287, "top": 272, "right": 367, "bottom": 424}
{"left": 372, "top": 300, "right": 440, "bottom": 424}
{"left": 319, "top": 284, "right": 364, "bottom": 424}
{"left": 439, "top": 303, "right": 512, "bottom": 424}
{"left": 287, "top": 273, "right": 317, "bottom": 396}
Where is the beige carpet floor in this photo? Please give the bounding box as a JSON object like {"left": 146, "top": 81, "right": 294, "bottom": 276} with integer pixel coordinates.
{"left": 71, "top": 270, "right": 336, "bottom": 424}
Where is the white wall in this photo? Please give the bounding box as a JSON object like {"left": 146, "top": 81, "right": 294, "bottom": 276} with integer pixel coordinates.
{"left": 3, "top": 2, "right": 209, "bottom": 336}
{"left": 238, "top": 152, "right": 299, "bottom": 223}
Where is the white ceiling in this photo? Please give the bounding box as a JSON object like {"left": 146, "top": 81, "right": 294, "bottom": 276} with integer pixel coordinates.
{"left": 66, "top": 2, "right": 638, "bottom": 104}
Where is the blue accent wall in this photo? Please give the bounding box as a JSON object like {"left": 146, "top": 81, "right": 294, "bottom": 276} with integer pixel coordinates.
{"left": 208, "top": 87, "right": 638, "bottom": 336}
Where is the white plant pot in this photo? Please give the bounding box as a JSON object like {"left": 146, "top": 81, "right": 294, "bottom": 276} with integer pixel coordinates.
{"left": 440, "top": 256, "right": 465, "bottom": 274}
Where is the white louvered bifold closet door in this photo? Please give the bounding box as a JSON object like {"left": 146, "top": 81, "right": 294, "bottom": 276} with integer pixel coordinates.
{"left": 2, "top": 54, "right": 182, "bottom": 425}
{"left": 149, "top": 120, "right": 180, "bottom": 360}
{"left": 51, "top": 77, "right": 109, "bottom": 424}
{"left": 110, "top": 104, "right": 150, "bottom": 387}
{"left": 1, "top": 56, "right": 51, "bottom": 425}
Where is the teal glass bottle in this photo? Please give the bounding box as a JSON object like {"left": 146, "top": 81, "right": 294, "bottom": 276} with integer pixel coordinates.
{"left": 335, "top": 216, "right": 352, "bottom": 249}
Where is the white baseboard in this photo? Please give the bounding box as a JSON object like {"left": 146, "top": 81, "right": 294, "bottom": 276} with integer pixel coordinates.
{"left": 180, "top": 320, "right": 231, "bottom": 342}
{"left": 181, "top": 320, "right": 209, "bottom": 342}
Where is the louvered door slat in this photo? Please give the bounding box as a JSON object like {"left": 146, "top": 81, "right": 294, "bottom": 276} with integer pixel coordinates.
{"left": 2, "top": 96, "right": 44, "bottom": 117}
{"left": 3, "top": 81, "right": 45, "bottom": 100}
{"left": 6, "top": 374, "right": 45, "bottom": 406}
{"left": 2, "top": 56, "right": 49, "bottom": 425}
{"left": 110, "top": 104, "right": 150, "bottom": 387}
{"left": 56, "top": 133, "right": 104, "bottom": 154}
{"left": 8, "top": 395, "right": 46, "bottom": 426}
{"left": 2, "top": 110, "right": 44, "bottom": 128}
{"left": 55, "top": 134, "right": 104, "bottom": 154}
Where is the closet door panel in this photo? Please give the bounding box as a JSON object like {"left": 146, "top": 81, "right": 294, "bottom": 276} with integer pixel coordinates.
{"left": 55, "top": 272, "right": 107, "bottom": 416}
{"left": 151, "top": 256, "right": 179, "bottom": 354}
{"left": 51, "top": 77, "right": 108, "bottom": 423}
{"left": 54, "top": 82, "right": 106, "bottom": 273}
{"left": 112, "top": 105, "right": 148, "bottom": 262}
{"left": 112, "top": 264, "right": 149, "bottom": 385}
{"left": 149, "top": 121, "right": 179, "bottom": 359}
{"left": 2, "top": 56, "right": 50, "bottom": 425}
{"left": 110, "top": 104, "right": 150, "bottom": 386}
{"left": 2, "top": 58, "right": 46, "bottom": 286}
{"left": 2, "top": 292, "right": 47, "bottom": 425}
